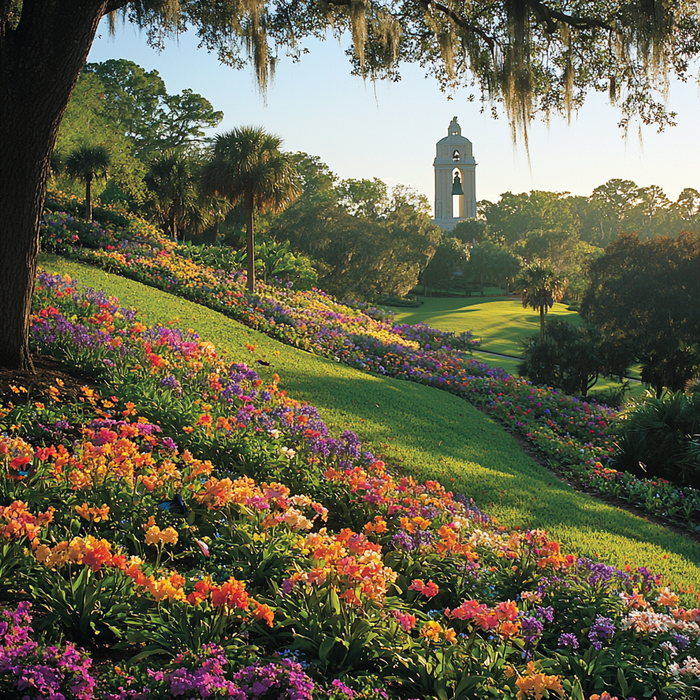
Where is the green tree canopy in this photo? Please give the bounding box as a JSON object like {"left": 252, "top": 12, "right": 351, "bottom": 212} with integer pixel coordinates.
{"left": 515, "top": 261, "right": 566, "bottom": 342}
{"left": 519, "top": 319, "right": 629, "bottom": 397}
{"left": 581, "top": 232, "right": 700, "bottom": 396}
{"left": 85, "top": 59, "right": 223, "bottom": 157}
{"left": 272, "top": 176, "right": 442, "bottom": 298}
{"left": 55, "top": 70, "right": 146, "bottom": 204}
{"left": 143, "top": 149, "right": 221, "bottom": 241}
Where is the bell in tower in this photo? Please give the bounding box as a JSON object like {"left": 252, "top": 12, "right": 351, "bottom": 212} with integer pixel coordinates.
{"left": 432, "top": 117, "right": 477, "bottom": 232}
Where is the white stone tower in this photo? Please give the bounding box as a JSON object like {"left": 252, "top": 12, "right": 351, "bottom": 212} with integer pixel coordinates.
{"left": 433, "top": 117, "right": 476, "bottom": 231}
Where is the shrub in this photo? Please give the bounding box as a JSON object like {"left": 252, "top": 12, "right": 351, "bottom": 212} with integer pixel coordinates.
{"left": 611, "top": 391, "right": 700, "bottom": 485}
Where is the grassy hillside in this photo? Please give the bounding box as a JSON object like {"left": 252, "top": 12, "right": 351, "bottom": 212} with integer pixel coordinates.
{"left": 389, "top": 296, "right": 580, "bottom": 355}
{"left": 390, "top": 296, "right": 644, "bottom": 396}
{"left": 39, "top": 254, "right": 700, "bottom": 592}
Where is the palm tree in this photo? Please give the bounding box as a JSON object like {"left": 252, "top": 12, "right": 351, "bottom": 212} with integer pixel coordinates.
{"left": 65, "top": 145, "right": 111, "bottom": 220}
{"left": 516, "top": 261, "right": 566, "bottom": 342}
{"left": 200, "top": 127, "right": 301, "bottom": 292}
{"left": 145, "top": 150, "right": 201, "bottom": 241}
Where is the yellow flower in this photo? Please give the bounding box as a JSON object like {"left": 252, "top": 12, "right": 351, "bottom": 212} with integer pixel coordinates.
{"left": 159, "top": 527, "right": 178, "bottom": 545}
{"left": 420, "top": 621, "right": 442, "bottom": 643}
{"left": 145, "top": 526, "right": 162, "bottom": 546}
{"left": 34, "top": 544, "right": 51, "bottom": 563}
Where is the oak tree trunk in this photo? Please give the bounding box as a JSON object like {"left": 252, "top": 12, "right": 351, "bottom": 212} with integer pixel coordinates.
{"left": 0, "top": 0, "right": 110, "bottom": 369}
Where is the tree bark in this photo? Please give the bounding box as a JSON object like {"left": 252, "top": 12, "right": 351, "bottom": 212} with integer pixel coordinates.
{"left": 0, "top": 0, "right": 109, "bottom": 369}
{"left": 245, "top": 190, "right": 255, "bottom": 292}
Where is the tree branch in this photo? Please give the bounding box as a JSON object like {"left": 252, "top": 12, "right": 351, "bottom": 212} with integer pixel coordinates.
{"left": 530, "top": 0, "right": 613, "bottom": 34}
{"left": 418, "top": 0, "right": 496, "bottom": 51}
{"left": 104, "top": 0, "right": 131, "bottom": 14}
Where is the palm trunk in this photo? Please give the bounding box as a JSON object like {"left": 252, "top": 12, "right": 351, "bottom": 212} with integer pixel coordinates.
{"left": 539, "top": 305, "right": 545, "bottom": 342}
{"left": 0, "top": 0, "right": 110, "bottom": 370}
{"left": 86, "top": 177, "right": 93, "bottom": 220}
{"left": 245, "top": 191, "right": 255, "bottom": 292}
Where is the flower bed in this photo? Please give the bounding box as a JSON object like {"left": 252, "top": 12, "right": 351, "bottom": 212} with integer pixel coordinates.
{"left": 1, "top": 273, "right": 699, "bottom": 698}
{"left": 39, "top": 196, "right": 700, "bottom": 535}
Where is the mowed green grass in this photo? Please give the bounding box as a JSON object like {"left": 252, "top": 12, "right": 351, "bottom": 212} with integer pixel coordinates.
{"left": 39, "top": 255, "right": 700, "bottom": 593}
{"left": 390, "top": 295, "right": 581, "bottom": 355}
{"left": 390, "top": 296, "right": 644, "bottom": 397}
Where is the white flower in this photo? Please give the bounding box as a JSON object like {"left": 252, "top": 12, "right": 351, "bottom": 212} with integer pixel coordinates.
{"left": 660, "top": 641, "right": 678, "bottom": 657}
{"left": 281, "top": 446, "right": 296, "bottom": 460}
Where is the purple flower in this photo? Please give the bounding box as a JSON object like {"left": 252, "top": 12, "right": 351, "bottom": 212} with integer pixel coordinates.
{"left": 588, "top": 615, "right": 615, "bottom": 650}
{"left": 557, "top": 632, "right": 579, "bottom": 650}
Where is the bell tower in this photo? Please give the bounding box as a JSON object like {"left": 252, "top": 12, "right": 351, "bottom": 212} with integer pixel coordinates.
{"left": 433, "top": 117, "right": 477, "bottom": 231}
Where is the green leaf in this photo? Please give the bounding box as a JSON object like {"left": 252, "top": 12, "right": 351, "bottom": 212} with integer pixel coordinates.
{"left": 617, "top": 667, "right": 629, "bottom": 697}
{"left": 318, "top": 635, "right": 336, "bottom": 663}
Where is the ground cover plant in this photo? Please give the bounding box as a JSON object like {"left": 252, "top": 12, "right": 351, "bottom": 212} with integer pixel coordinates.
{"left": 4, "top": 271, "right": 700, "bottom": 699}
{"left": 37, "top": 200, "right": 695, "bottom": 537}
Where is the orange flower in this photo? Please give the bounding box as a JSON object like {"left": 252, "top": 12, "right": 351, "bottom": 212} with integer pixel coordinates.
{"left": 145, "top": 526, "right": 162, "bottom": 546}
{"left": 187, "top": 577, "right": 216, "bottom": 606}
{"left": 211, "top": 577, "right": 250, "bottom": 611}
{"left": 252, "top": 600, "right": 274, "bottom": 627}
{"left": 495, "top": 600, "right": 519, "bottom": 621}
{"left": 159, "top": 527, "right": 178, "bottom": 545}
{"left": 515, "top": 662, "right": 565, "bottom": 700}
{"left": 658, "top": 587, "right": 679, "bottom": 607}
{"left": 500, "top": 620, "right": 521, "bottom": 638}
{"left": 364, "top": 516, "right": 388, "bottom": 534}
{"left": 409, "top": 579, "right": 439, "bottom": 598}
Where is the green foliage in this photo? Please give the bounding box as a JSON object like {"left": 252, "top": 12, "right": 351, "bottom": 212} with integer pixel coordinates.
{"left": 518, "top": 320, "right": 630, "bottom": 397}
{"left": 612, "top": 391, "right": 700, "bottom": 486}
{"left": 65, "top": 145, "right": 111, "bottom": 220}
{"left": 420, "top": 237, "right": 469, "bottom": 294}
{"left": 515, "top": 261, "right": 566, "bottom": 342}
{"left": 581, "top": 232, "right": 700, "bottom": 396}
{"left": 143, "top": 149, "right": 222, "bottom": 241}
{"left": 337, "top": 177, "right": 388, "bottom": 219}
{"left": 463, "top": 239, "right": 522, "bottom": 296}
{"left": 273, "top": 182, "right": 442, "bottom": 298}
{"left": 84, "top": 59, "right": 223, "bottom": 157}
{"left": 200, "top": 126, "right": 302, "bottom": 291}
{"left": 54, "top": 70, "right": 147, "bottom": 206}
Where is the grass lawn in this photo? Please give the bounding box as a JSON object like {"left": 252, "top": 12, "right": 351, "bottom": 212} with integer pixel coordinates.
{"left": 390, "top": 295, "right": 581, "bottom": 355}
{"left": 39, "top": 255, "right": 700, "bottom": 593}
{"left": 391, "top": 296, "right": 645, "bottom": 399}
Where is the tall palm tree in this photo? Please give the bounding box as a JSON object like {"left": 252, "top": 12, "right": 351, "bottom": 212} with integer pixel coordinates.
{"left": 200, "top": 127, "right": 301, "bottom": 292}
{"left": 516, "top": 261, "right": 566, "bottom": 342}
{"left": 65, "top": 145, "right": 111, "bottom": 220}
{"left": 145, "top": 150, "right": 200, "bottom": 241}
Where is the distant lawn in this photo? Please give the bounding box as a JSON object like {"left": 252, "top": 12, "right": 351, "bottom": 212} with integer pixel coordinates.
{"left": 391, "top": 296, "right": 645, "bottom": 399}
{"left": 38, "top": 254, "right": 700, "bottom": 593}
{"left": 390, "top": 296, "right": 581, "bottom": 355}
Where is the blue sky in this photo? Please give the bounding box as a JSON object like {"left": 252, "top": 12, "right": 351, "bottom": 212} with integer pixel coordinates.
{"left": 89, "top": 17, "right": 700, "bottom": 209}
